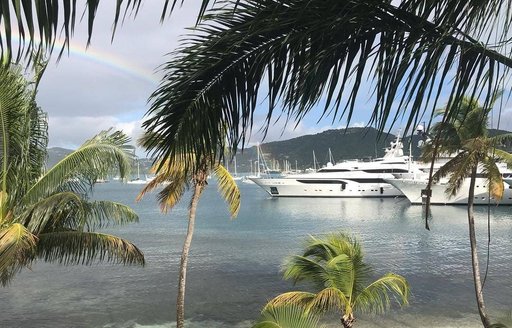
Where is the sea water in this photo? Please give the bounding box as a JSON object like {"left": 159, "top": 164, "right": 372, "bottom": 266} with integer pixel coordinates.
{"left": 2, "top": 181, "right": 512, "bottom": 327}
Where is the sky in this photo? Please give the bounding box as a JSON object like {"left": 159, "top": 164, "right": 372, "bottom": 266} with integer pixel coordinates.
{"left": 34, "top": 2, "right": 512, "bottom": 155}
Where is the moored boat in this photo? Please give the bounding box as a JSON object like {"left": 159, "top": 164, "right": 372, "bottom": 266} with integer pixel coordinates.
{"left": 250, "top": 136, "right": 414, "bottom": 198}
{"left": 385, "top": 166, "right": 512, "bottom": 205}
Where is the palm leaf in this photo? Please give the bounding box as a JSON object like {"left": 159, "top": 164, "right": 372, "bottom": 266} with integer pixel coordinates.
{"left": 36, "top": 231, "right": 145, "bottom": 266}
{"left": 18, "top": 191, "right": 83, "bottom": 234}
{"left": 266, "top": 291, "right": 317, "bottom": 309}
{"left": 480, "top": 156, "right": 504, "bottom": 200}
{"left": 212, "top": 164, "right": 240, "bottom": 217}
{"left": 22, "top": 129, "right": 133, "bottom": 205}
{"left": 0, "top": 66, "right": 33, "bottom": 205}
{"left": 353, "top": 273, "right": 410, "bottom": 315}
{"left": 136, "top": 158, "right": 190, "bottom": 212}
{"left": 494, "top": 149, "right": 512, "bottom": 166}
{"left": 432, "top": 151, "right": 473, "bottom": 196}
{"left": 141, "top": 0, "right": 512, "bottom": 172}
{"left": 19, "top": 192, "right": 139, "bottom": 234}
{"left": 253, "top": 304, "right": 322, "bottom": 328}
{"left": 80, "top": 200, "right": 139, "bottom": 230}
{"left": 0, "top": 1, "right": 222, "bottom": 62}
{"left": 308, "top": 287, "right": 350, "bottom": 314}
{"left": 0, "top": 223, "right": 37, "bottom": 286}
{"left": 283, "top": 255, "right": 331, "bottom": 290}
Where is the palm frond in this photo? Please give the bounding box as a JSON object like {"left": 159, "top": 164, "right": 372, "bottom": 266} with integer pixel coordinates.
{"left": 432, "top": 151, "right": 472, "bottom": 196}
{"left": 22, "top": 129, "right": 133, "bottom": 205}
{"left": 265, "top": 291, "right": 317, "bottom": 309}
{"left": 282, "top": 255, "right": 331, "bottom": 289}
{"left": 494, "top": 149, "right": 512, "bottom": 166}
{"left": 420, "top": 122, "right": 461, "bottom": 161}
{"left": 36, "top": 231, "right": 145, "bottom": 266}
{"left": 212, "top": 164, "right": 240, "bottom": 218}
{"left": 0, "top": 1, "right": 221, "bottom": 63}
{"left": 480, "top": 156, "right": 504, "bottom": 200}
{"left": 0, "top": 66, "right": 33, "bottom": 204}
{"left": 253, "top": 304, "right": 322, "bottom": 328}
{"left": 308, "top": 287, "right": 350, "bottom": 314}
{"left": 81, "top": 200, "right": 139, "bottom": 230}
{"left": 18, "top": 191, "right": 83, "bottom": 234}
{"left": 353, "top": 273, "right": 410, "bottom": 315}
{"left": 0, "top": 223, "right": 37, "bottom": 286}
{"left": 136, "top": 159, "right": 190, "bottom": 212}
{"left": 142, "top": 0, "right": 512, "bottom": 171}
{"left": 19, "top": 192, "right": 139, "bottom": 234}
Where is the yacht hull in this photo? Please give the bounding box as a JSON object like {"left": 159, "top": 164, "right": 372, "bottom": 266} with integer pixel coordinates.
{"left": 250, "top": 177, "right": 403, "bottom": 198}
{"left": 385, "top": 178, "right": 512, "bottom": 205}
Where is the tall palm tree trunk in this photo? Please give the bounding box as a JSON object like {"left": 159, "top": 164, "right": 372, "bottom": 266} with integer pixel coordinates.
{"left": 176, "top": 181, "right": 204, "bottom": 328}
{"left": 467, "top": 166, "right": 491, "bottom": 328}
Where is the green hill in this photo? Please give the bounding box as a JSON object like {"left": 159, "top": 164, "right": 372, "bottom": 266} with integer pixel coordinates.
{"left": 231, "top": 127, "right": 512, "bottom": 173}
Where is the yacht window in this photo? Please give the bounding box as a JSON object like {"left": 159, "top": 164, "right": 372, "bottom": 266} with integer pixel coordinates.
{"left": 297, "top": 180, "right": 345, "bottom": 184}
{"left": 363, "top": 168, "right": 409, "bottom": 173}
{"left": 317, "top": 169, "right": 350, "bottom": 173}
{"left": 270, "top": 187, "right": 279, "bottom": 195}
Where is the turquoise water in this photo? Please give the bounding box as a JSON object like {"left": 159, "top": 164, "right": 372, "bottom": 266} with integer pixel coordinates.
{"left": 2, "top": 181, "right": 512, "bottom": 327}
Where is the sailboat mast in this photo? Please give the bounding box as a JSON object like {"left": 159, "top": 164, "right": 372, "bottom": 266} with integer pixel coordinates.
{"left": 313, "top": 151, "right": 317, "bottom": 171}
{"left": 257, "top": 144, "right": 261, "bottom": 177}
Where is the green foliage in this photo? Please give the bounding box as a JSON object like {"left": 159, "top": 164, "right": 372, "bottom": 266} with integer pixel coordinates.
{"left": 266, "top": 232, "right": 409, "bottom": 326}
{"left": 139, "top": 0, "right": 512, "bottom": 175}
{"left": 253, "top": 305, "right": 323, "bottom": 328}
{"left": 423, "top": 97, "right": 512, "bottom": 200}
{"left": 0, "top": 66, "right": 144, "bottom": 286}
{"left": 137, "top": 154, "right": 240, "bottom": 217}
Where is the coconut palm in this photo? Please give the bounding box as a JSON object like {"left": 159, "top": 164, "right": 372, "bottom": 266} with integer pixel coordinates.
{"left": 421, "top": 97, "right": 512, "bottom": 328}
{"left": 252, "top": 304, "right": 324, "bottom": 328}
{"left": 0, "top": 65, "right": 145, "bottom": 285}
{"left": 2, "top": 1, "right": 512, "bottom": 175}
{"left": 136, "top": 153, "right": 240, "bottom": 328}
{"left": 266, "top": 232, "right": 409, "bottom": 328}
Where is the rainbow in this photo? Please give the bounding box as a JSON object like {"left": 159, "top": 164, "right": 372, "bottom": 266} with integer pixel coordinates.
{"left": 11, "top": 34, "right": 161, "bottom": 86}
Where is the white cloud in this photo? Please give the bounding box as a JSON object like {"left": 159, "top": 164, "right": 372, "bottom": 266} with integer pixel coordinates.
{"left": 48, "top": 116, "right": 145, "bottom": 153}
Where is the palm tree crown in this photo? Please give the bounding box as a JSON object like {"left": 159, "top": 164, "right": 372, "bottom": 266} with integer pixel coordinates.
{"left": 422, "top": 97, "right": 512, "bottom": 199}
{"left": 0, "top": 65, "right": 144, "bottom": 285}
{"left": 266, "top": 232, "right": 409, "bottom": 328}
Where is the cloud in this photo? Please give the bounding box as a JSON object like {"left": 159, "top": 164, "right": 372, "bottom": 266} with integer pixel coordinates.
{"left": 38, "top": 2, "right": 200, "bottom": 151}
{"left": 491, "top": 107, "right": 512, "bottom": 131}
{"left": 48, "top": 115, "right": 144, "bottom": 151}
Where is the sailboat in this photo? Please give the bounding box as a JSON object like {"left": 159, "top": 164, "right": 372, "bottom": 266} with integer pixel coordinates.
{"left": 232, "top": 156, "right": 243, "bottom": 181}
{"left": 127, "top": 159, "right": 152, "bottom": 184}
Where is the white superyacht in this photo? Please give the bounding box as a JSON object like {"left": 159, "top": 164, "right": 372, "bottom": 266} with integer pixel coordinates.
{"left": 250, "top": 136, "right": 415, "bottom": 198}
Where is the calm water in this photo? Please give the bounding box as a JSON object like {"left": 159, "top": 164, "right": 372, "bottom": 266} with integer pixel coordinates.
{"left": 3, "top": 181, "right": 512, "bottom": 327}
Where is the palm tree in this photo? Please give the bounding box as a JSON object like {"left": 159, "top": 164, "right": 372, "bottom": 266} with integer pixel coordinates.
{"left": 2, "top": 1, "right": 512, "bottom": 174}
{"left": 0, "top": 65, "right": 145, "bottom": 285}
{"left": 136, "top": 153, "right": 240, "bottom": 328}
{"left": 252, "top": 304, "right": 324, "bottom": 328}
{"left": 421, "top": 97, "right": 512, "bottom": 328}
{"left": 266, "top": 232, "right": 409, "bottom": 328}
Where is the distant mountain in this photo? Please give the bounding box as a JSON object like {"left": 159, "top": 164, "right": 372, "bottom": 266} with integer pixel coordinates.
{"left": 47, "top": 147, "right": 73, "bottom": 168}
